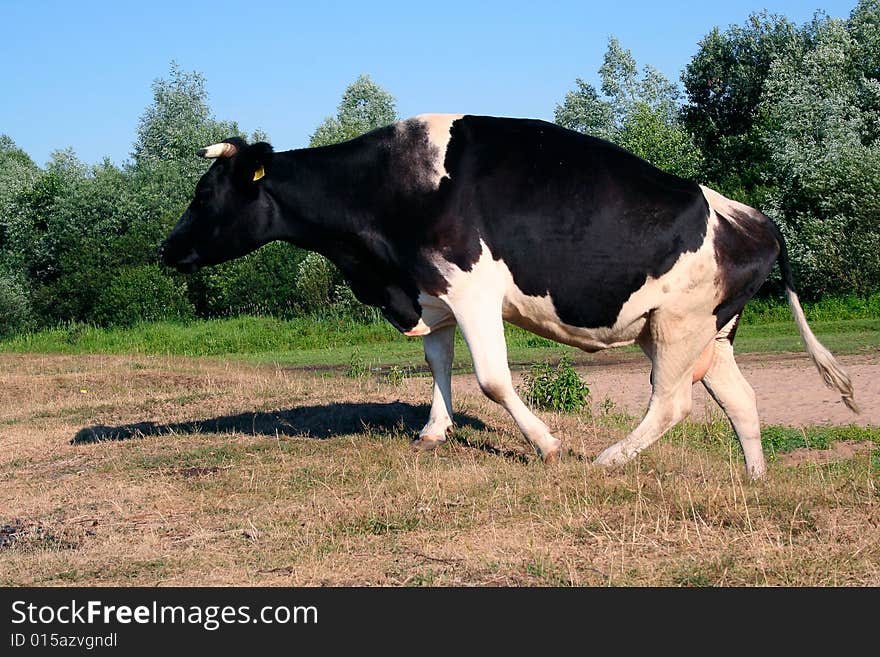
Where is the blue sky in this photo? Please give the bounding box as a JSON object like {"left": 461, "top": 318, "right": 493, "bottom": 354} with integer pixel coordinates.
{"left": 1, "top": 0, "right": 859, "bottom": 166}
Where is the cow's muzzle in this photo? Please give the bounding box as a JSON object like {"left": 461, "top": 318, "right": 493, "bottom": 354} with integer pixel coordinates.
{"left": 158, "top": 241, "right": 201, "bottom": 274}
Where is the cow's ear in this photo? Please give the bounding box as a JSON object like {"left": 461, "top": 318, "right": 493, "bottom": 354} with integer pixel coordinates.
{"left": 234, "top": 142, "right": 274, "bottom": 190}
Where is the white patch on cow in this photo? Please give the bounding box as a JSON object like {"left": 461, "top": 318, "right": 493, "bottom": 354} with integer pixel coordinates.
{"left": 403, "top": 319, "right": 431, "bottom": 337}
{"left": 410, "top": 113, "right": 463, "bottom": 186}
{"left": 701, "top": 317, "right": 765, "bottom": 478}
{"left": 403, "top": 291, "right": 456, "bottom": 337}
{"left": 429, "top": 241, "right": 506, "bottom": 326}
{"left": 418, "top": 324, "right": 456, "bottom": 444}
{"left": 594, "top": 202, "right": 727, "bottom": 468}
{"left": 610, "top": 216, "right": 720, "bottom": 344}
{"left": 700, "top": 185, "right": 754, "bottom": 228}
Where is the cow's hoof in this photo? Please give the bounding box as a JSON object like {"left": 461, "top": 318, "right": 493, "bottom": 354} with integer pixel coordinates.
{"left": 540, "top": 438, "right": 563, "bottom": 464}
{"left": 593, "top": 446, "right": 629, "bottom": 468}
{"left": 745, "top": 463, "right": 767, "bottom": 481}
{"left": 411, "top": 436, "right": 444, "bottom": 452}
{"left": 542, "top": 446, "right": 562, "bottom": 464}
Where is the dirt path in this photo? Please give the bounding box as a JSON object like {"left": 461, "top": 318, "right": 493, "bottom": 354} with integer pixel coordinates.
{"left": 455, "top": 351, "right": 879, "bottom": 426}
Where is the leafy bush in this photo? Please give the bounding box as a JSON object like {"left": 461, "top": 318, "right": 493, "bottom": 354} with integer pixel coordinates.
{"left": 294, "top": 252, "right": 339, "bottom": 314}
{"left": 0, "top": 271, "right": 34, "bottom": 337}
{"left": 292, "top": 252, "right": 379, "bottom": 322}
{"left": 92, "top": 265, "right": 194, "bottom": 327}
{"left": 520, "top": 355, "right": 590, "bottom": 413}
{"left": 385, "top": 365, "right": 411, "bottom": 386}
{"left": 346, "top": 351, "right": 370, "bottom": 379}
{"left": 330, "top": 284, "right": 382, "bottom": 323}
{"left": 187, "top": 242, "right": 305, "bottom": 318}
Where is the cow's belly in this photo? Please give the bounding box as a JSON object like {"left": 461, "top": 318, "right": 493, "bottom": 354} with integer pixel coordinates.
{"left": 501, "top": 286, "right": 646, "bottom": 352}
{"left": 405, "top": 281, "right": 647, "bottom": 352}
{"left": 404, "top": 289, "right": 645, "bottom": 351}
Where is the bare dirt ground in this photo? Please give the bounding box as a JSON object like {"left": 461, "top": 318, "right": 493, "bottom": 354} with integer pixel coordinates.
{"left": 0, "top": 350, "right": 877, "bottom": 586}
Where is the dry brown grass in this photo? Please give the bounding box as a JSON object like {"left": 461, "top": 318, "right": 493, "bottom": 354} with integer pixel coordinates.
{"left": 1, "top": 353, "right": 877, "bottom": 586}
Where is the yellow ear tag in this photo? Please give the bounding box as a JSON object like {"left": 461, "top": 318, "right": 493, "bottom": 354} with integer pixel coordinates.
{"left": 253, "top": 165, "right": 265, "bottom": 182}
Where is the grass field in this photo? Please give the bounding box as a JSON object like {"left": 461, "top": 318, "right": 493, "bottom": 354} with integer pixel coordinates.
{"left": 2, "top": 314, "right": 879, "bottom": 372}
{"left": 1, "top": 350, "right": 877, "bottom": 586}
{"left": 2, "top": 298, "right": 878, "bottom": 586}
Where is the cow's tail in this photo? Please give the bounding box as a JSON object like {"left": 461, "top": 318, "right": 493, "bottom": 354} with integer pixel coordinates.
{"left": 770, "top": 222, "right": 859, "bottom": 413}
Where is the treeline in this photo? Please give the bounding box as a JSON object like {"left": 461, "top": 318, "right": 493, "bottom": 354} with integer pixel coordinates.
{"left": 1, "top": 2, "right": 878, "bottom": 337}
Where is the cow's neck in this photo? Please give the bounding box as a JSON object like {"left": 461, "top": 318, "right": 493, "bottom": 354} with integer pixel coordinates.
{"left": 266, "top": 145, "right": 392, "bottom": 262}
{"left": 263, "top": 141, "right": 428, "bottom": 315}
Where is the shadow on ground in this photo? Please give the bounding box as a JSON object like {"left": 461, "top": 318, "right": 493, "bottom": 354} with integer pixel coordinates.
{"left": 72, "top": 402, "right": 489, "bottom": 446}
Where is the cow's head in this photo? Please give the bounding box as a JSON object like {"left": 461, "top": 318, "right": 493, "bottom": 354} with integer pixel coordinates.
{"left": 159, "top": 137, "right": 277, "bottom": 273}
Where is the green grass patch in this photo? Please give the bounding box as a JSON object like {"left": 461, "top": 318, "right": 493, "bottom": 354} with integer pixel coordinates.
{"left": 761, "top": 425, "right": 880, "bottom": 456}
{"left": 1, "top": 310, "right": 877, "bottom": 370}
{"left": 665, "top": 421, "right": 879, "bottom": 459}
{"left": 136, "top": 444, "right": 246, "bottom": 471}
{"left": 0, "top": 316, "right": 403, "bottom": 357}
{"left": 0, "top": 316, "right": 591, "bottom": 369}
{"left": 741, "top": 293, "right": 880, "bottom": 324}
{"left": 734, "top": 318, "right": 880, "bottom": 354}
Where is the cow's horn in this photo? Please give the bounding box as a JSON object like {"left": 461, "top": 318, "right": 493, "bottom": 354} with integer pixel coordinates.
{"left": 197, "top": 142, "right": 238, "bottom": 159}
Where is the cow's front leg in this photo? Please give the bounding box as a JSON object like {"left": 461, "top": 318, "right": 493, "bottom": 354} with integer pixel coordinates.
{"left": 454, "top": 299, "right": 562, "bottom": 462}
{"left": 412, "top": 324, "right": 456, "bottom": 451}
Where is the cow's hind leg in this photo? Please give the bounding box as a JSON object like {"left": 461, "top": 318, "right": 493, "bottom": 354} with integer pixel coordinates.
{"left": 454, "top": 302, "right": 561, "bottom": 461}
{"left": 412, "top": 324, "right": 456, "bottom": 451}
{"left": 594, "top": 316, "right": 717, "bottom": 468}
{"left": 701, "top": 334, "right": 765, "bottom": 479}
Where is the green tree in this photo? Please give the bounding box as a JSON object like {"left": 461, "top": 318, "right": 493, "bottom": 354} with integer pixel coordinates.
{"left": 848, "top": 0, "right": 880, "bottom": 143}
{"left": 133, "top": 63, "right": 241, "bottom": 172}
{"left": 555, "top": 37, "right": 702, "bottom": 179}
{"left": 310, "top": 74, "right": 398, "bottom": 147}
{"left": 0, "top": 136, "right": 42, "bottom": 332}
{"left": 6, "top": 149, "right": 88, "bottom": 286}
{"left": 681, "top": 12, "right": 803, "bottom": 201}
{"left": 616, "top": 102, "right": 703, "bottom": 179}
{"left": 554, "top": 81, "right": 614, "bottom": 140}
{"left": 0, "top": 269, "right": 33, "bottom": 337}
{"left": 759, "top": 13, "right": 880, "bottom": 298}
{"left": 0, "top": 136, "right": 40, "bottom": 265}
{"left": 13, "top": 153, "right": 161, "bottom": 324}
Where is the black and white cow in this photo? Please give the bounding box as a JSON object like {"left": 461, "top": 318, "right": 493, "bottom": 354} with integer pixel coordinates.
{"left": 159, "top": 114, "right": 858, "bottom": 478}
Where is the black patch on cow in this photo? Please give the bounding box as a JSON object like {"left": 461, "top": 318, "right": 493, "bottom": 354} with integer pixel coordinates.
{"left": 440, "top": 116, "right": 710, "bottom": 328}
{"left": 711, "top": 206, "right": 779, "bottom": 330}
